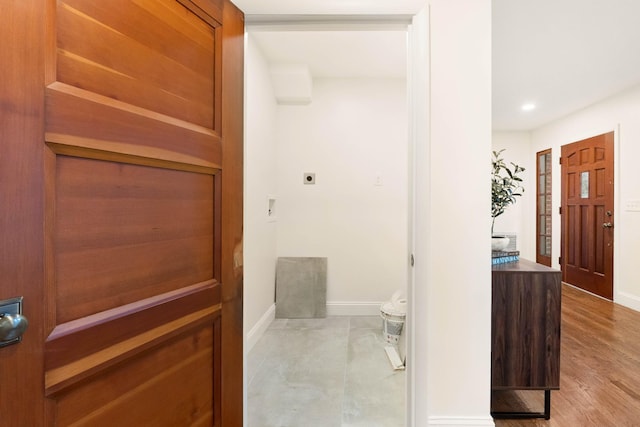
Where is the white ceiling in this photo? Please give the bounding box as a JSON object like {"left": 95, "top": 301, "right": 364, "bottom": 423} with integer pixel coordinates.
{"left": 493, "top": 0, "right": 640, "bottom": 131}
{"left": 239, "top": 0, "right": 640, "bottom": 131}
{"left": 250, "top": 30, "right": 407, "bottom": 79}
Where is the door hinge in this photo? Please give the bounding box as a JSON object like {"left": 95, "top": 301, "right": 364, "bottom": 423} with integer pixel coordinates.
{"left": 410, "top": 254, "right": 415, "bottom": 267}
{"left": 559, "top": 157, "right": 562, "bottom": 165}
{"left": 558, "top": 256, "right": 562, "bottom": 265}
{"left": 559, "top": 206, "right": 562, "bottom": 215}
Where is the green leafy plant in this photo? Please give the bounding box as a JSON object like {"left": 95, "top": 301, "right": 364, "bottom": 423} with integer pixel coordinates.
{"left": 492, "top": 149, "right": 525, "bottom": 235}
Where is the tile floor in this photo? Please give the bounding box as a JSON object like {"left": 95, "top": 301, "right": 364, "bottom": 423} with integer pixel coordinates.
{"left": 247, "top": 316, "right": 406, "bottom": 427}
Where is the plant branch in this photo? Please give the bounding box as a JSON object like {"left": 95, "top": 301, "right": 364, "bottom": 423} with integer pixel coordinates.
{"left": 491, "top": 149, "right": 525, "bottom": 236}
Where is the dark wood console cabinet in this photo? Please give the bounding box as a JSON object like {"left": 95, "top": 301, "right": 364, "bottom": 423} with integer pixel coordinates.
{"left": 491, "top": 258, "right": 562, "bottom": 419}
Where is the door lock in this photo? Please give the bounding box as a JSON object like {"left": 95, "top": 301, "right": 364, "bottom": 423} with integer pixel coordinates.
{"left": 602, "top": 222, "right": 613, "bottom": 229}
{"left": 0, "top": 297, "right": 28, "bottom": 348}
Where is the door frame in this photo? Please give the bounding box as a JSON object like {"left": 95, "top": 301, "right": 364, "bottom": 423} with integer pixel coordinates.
{"left": 613, "top": 126, "right": 621, "bottom": 303}
{"left": 242, "top": 13, "right": 418, "bottom": 426}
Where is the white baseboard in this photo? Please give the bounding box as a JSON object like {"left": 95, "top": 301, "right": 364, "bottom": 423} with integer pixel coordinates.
{"left": 616, "top": 291, "right": 640, "bottom": 312}
{"left": 326, "top": 301, "right": 383, "bottom": 316}
{"left": 567, "top": 283, "right": 640, "bottom": 313}
{"left": 428, "top": 416, "right": 495, "bottom": 427}
{"left": 246, "top": 303, "right": 275, "bottom": 352}
{"left": 246, "top": 302, "right": 383, "bottom": 350}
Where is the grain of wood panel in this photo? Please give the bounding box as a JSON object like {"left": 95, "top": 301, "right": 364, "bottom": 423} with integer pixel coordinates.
{"left": 491, "top": 259, "right": 561, "bottom": 390}
{"left": 220, "top": 2, "right": 245, "bottom": 425}
{"left": 494, "top": 284, "right": 640, "bottom": 426}
{"left": 3, "top": 0, "right": 240, "bottom": 424}
{"left": 55, "top": 156, "right": 215, "bottom": 323}
{"left": 54, "top": 323, "right": 217, "bottom": 426}
{"left": 0, "top": 2, "right": 48, "bottom": 424}
{"left": 56, "top": 50, "right": 214, "bottom": 129}
{"left": 178, "top": 0, "right": 224, "bottom": 26}
{"left": 492, "top": 261, "right": 561, "bottom": 390}
{"left": 45, "top": 305, "right": 219, "bottom": 396}
{"left": 56, "top": 0, "right": 216, "bottom": 129}
{"left": 595, "top": 168, "right": 605, "bottom": 197}
{"left": 212, "top": 311, "right": 222, "bottom": 426}
{"left": 63, "top": 0, "right": 215, "bottom": 59}
{"left": 45, "top": 281, "right": 220, "bottom": 371}
{"left": 45, "top": 84, "right": 222, "bottom": 171}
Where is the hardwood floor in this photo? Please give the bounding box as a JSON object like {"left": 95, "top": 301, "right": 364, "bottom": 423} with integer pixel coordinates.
{"left": 493, "top": 284, "right": 640, "bottom": 426}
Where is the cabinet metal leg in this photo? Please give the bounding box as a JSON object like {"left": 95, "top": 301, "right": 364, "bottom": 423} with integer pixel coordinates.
{"left": 544, "top": 389, "right": 551, "bottom": 419}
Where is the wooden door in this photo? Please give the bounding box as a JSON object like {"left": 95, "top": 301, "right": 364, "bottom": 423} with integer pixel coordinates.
{"left": 0, "top": 1, "right": 244, "bottom": 425}
{"left": 561, "top": 132, "right": 614, "bottom": 300}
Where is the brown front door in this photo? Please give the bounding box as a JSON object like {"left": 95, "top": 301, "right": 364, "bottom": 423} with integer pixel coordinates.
{"left": 0, "top": 1, "right": 243, "bottom": 425}
{"left": 561, "top": 132, "right": 614, "bottom": 299}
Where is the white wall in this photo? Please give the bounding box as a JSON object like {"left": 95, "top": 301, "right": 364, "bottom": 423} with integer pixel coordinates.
{"left": 244, "top": 34, "right": 279, "bottom": 345}
{"left": 275, "top": 78, "right": 409, "bottom": 311}
{"left": 491, "top": 132, "right": 534, "bottom": 260}
{"left": 423, "top": 0, "right": 494, "bottom": 425}
{"left": 530, "top": 84, "right": 640, "bottom": 311}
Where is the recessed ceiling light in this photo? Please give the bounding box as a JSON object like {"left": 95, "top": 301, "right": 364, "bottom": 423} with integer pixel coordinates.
{"left": 521, "top": 103, "right": 536, "bottom": 111}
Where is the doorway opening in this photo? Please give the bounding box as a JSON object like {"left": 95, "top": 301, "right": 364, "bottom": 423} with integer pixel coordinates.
{"left": 243, "top": 17, "right": 413, "bottom": 426}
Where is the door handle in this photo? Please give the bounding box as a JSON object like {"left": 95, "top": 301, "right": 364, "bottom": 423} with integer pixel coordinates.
{"left": 0, "top": 314, "right": 29, "bottom": 343}
{"left": 0, "top": 297, "right": 28, "bottom": 348}
{"left": 603, "top": 222, "right": 613, "bottom": 228}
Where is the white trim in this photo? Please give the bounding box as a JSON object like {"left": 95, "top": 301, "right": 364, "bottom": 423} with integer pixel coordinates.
{"left": 407, "top": 6, "right": 429, "bottom": 426}
{"left": 613, "top": 124, "right": 622, "bottom": 307}
{"left": 326, "top": 301, "right": 384, "bottom": 316}
{"left": 245, "top": 14, "right": 412, "bottom": 31}
{"left": 616, "top": 291, "right": 640, "bottom": 312}
{"left": 409, "top": 5, "right": 432, "bottom": 426}
{"left": 246, "top": 304, "right": 275, "bottom": 352}
{"left": 428, "top": 416, "right": 495, "bottom": 427}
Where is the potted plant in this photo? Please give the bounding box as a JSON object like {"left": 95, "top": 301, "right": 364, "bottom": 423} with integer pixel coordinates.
{"left": 491, "top": 149, "right": 525, "bottom": 250}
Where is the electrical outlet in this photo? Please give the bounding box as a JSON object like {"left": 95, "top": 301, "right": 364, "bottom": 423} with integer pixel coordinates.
{"left": 303, "top": 173, "right": 315, "bottom": 185}
{"left": 625, "top": 200, "right": 640, "bottom": 212}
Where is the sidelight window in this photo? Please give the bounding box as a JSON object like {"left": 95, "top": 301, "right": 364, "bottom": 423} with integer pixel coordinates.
{"left": 537, "top": 149, "right": 552, "bottom": 266}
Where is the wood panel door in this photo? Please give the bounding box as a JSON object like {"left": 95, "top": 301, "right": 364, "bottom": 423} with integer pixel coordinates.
{"left": 0, "top": 1, "right": 244, "bottom": 425}
{"left": 561, "top": 132, "right": 614, "bottom": 300}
